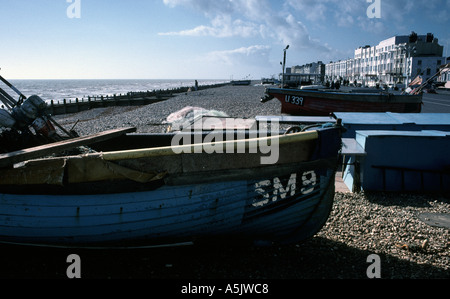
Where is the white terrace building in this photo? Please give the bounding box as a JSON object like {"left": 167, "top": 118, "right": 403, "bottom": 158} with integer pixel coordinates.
{"left": 325, "top": 33, "right": 445, "bottom": 88}
{"left": 285, "top": 61, "right": 325, "bottom": 85}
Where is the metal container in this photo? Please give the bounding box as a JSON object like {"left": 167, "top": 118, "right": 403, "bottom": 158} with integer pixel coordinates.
{"left": 0, "top": 109, "right": 16, "bottom": 128}
{"left": 20, "top": 95, "right": 47, "bottom": 120}
{"left": 32, "top": 116, "right": 56, "bottom": 138}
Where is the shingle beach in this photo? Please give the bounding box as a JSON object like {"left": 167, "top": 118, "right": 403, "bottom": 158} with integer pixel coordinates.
{"left": 1, "top": 84, "right": 449, "bottom": 280}
{"left": 53, "top": 84, "right": 281, "bottom": 135}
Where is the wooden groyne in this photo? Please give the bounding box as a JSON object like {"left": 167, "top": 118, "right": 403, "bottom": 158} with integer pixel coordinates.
{"left": 47, "top": 82, "right": 230, "bottom": 116}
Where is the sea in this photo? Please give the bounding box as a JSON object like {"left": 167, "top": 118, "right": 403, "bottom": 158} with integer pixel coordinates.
{"left": 2, "top": 79, "right": 229, "bottom": 104}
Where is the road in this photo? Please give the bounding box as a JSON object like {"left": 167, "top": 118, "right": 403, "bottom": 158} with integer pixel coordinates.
{"left": 421, "top": 90, "right": 450, "bottom": 113}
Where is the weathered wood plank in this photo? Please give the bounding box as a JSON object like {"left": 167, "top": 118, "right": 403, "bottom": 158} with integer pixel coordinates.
{"left": 0, "top": 127, "right": 136, "bottom": 168}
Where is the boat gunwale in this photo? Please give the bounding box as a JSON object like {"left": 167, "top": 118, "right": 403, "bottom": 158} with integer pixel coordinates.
{"left": 101, "top": 129, "right": 319, "bottom": 161}
{"left": 11, "top": 129, "right": 320, "bottom": 166}
{"left": 266, "top": 87, "right": 423, "bottom": 104}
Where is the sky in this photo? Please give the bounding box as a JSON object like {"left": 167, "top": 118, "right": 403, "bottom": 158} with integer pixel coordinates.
{"left": 0, "top": 0, "right": 449, "bottom": 80}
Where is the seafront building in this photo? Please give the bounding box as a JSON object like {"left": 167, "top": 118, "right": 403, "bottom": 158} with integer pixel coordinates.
{"left": 439, "top": 64, "right": 450, "bottom": 88}
{"left": 324, "top": 33, "right": 445, "bottom": 88}
{"left": 282, "top": 61, "right": 325, "bottom": 86}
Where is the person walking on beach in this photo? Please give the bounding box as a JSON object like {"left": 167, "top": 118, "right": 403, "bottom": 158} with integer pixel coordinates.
{"left": 195, "top": 80, "right": 198, "bottom": 91}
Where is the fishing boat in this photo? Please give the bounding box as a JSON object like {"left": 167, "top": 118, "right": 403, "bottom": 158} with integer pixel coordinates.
{"left": 0, "top": 121, "right": 342, "bottom": 248}
{"left": 261, "top": 87, "right": 423, "bottom": 116}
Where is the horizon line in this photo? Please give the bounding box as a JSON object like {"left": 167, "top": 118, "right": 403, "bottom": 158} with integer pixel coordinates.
{"left": 6, "top": 78, "right": 233, "bottom": 81}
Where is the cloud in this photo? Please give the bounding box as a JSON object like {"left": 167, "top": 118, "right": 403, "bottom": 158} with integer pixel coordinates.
{"left": 158, "top": 15, "right": 260, "bottom": 38}
{"left": 205, "top": 45, "right": 271, "bottom": 65}
{"left": 285, "top": 0, "right": 449, "bottom": 36}
{"left": 160, "top": 0, "right": 331, "bottom": 54}
{"left": 284, "top": 0, "right": 329, "bottom": 22}
{"left": 162, "top": 0, "right": 448, "bottom": 42}
{"left": 198, "top": 45, "right": 274, "bottom": 78}
{"left": 264, "top": 14, "right": 331, "bottom": 53}
{"left": 285, "top": 0, "right": 367, "bottom": 28}
{"left": 160, "top": 0, "right": 269, "bottom": 38}
{"left": 163, "top": 0, "right": 270, "bottom": 20}
{"left": 162, "top": 0, "right": 236, "bottom": 17}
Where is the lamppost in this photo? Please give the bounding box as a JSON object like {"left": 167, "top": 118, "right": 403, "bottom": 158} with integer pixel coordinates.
{"left": 400, "top": 44, "right": 416, "bottom": 87}
{"left": 281, "top": 45, "right": 289, "bottom": 88}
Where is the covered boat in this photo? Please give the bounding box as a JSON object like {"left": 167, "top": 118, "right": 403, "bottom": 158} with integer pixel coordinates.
{"left": 261, "top": 87, "right": 423, "bottom": 116}
{"left": 0, "top": 122, "right": 342, "bottom": 248}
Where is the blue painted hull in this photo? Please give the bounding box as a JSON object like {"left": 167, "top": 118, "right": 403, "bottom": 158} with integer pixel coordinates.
{"left": 0, "top": 167, "right": 335, "bottom": 246}
{"left": 0, "top": 127, "right": 341, "bottom": 247}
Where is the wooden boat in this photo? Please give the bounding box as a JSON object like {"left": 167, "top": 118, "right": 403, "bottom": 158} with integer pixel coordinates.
{"left": 261, "top": 87, "right": 423, "bottom": 116}
{"left": 0, "top": 123, "right": 342, "bottom": 248}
